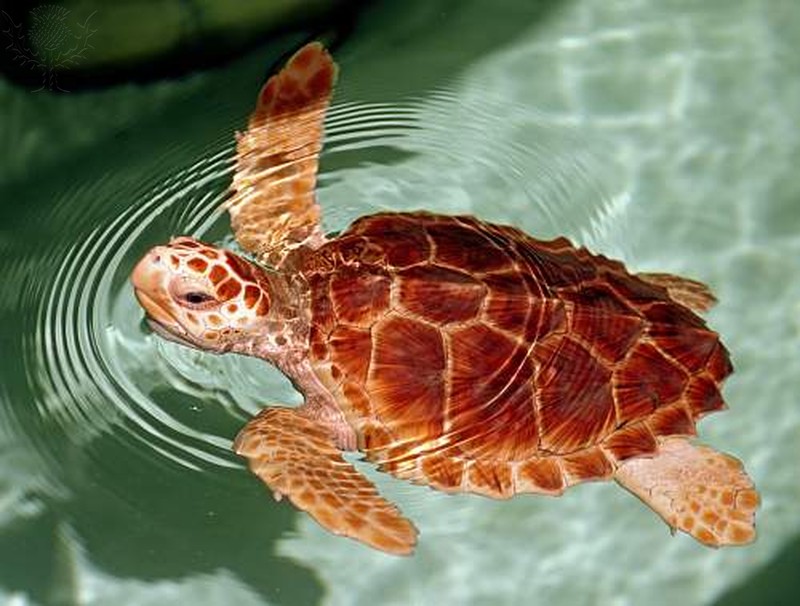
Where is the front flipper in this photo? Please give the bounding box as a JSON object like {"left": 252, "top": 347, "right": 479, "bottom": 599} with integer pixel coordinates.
{"left": 226, "top": 42, "right": 337, "bottom": 268}
{"left": 614, "top": 438, "right": 759, "bottom": 547}
{"left": 234, "top": 407, "right": 418, "bottom": 555}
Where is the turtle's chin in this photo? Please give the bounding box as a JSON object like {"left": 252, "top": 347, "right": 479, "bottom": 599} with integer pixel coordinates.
{"left": 144, "top": 317, "right": 200, "bottom": 349}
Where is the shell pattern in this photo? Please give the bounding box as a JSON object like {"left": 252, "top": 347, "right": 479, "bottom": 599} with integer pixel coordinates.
{"left": 304, "top": 212, "right": 732, "bottom": 498}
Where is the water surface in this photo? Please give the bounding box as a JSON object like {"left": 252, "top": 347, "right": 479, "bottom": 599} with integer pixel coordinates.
{"left": 1, "top": 1, "right": 799, "bottom": 604}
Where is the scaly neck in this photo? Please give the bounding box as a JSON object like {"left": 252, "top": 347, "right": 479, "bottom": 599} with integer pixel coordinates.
{"left": 231, "top": 268, "right": 312, "bottom": 369}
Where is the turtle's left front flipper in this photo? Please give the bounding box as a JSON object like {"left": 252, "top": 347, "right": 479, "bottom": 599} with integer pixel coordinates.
{"left": 227, "top": 42, "right": 337, "bottom": 269}
{"left": 234, "top": 407, "right": 418, "bottom": 555}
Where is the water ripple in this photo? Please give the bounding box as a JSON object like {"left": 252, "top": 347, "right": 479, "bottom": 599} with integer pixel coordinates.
{"left": 21, "top": 140, "right": 242, "bottom": 472}
{"left": 14, "top": 85, "right": 621, "bottom": 479}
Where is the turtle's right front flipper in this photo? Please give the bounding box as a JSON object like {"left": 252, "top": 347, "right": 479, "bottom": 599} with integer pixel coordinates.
{"left": 227, "top": 42, "right": 337, "bottom": 269}
{"left": 234, "top": 407, "right": 418, "bottom": 555}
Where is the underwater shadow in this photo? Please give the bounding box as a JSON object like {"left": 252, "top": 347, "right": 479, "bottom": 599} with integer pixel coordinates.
{"left": 713, "top": 533, "right": 800, "bottom": 606}
{"left": 0, "top": 428, "right": 323, "bottom": 605}
{"left": 345, "top": 0, "right": 570, "bottom": 100}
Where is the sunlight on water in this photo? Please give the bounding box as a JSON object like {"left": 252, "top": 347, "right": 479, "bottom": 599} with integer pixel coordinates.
{"left": 323, "top": 85, "right": 628, "bottom": 245}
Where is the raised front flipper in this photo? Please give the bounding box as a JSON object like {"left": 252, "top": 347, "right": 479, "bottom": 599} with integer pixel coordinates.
{"left": 226, "top": 42, "right": 337, "bottom": 268}
{"left": 234, "top": 407, "right": 418, "bottom": 555}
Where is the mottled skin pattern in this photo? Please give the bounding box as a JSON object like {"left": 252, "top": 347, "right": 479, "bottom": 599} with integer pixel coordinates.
{"left": 130, "top": 42, "right": 759, "bottom": 555}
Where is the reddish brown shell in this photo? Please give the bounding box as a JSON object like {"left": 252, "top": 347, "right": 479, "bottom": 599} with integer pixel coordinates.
{"left": 303, "top": 212, "right": 732, "bottom": 499}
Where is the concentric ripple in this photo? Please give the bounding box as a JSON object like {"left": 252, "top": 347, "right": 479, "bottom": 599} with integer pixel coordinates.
{"left": 13, "top": 85, "right": 626, "bottom": 477}
{"left": 21, "top": 141, "right": 247, "bottom": 472}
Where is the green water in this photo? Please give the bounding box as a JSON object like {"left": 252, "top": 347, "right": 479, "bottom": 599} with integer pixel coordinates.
{"left": 2, "top": 1, "right": 799, "bottom": 605}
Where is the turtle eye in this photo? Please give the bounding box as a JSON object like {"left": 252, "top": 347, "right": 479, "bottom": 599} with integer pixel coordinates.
{"left": 178, "top": 291, "right": 216, "bottom": 306}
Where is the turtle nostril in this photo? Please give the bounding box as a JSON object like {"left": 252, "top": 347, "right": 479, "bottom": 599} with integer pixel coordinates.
{"left": 152, "top": 254, "right": 162, "bottom": 265}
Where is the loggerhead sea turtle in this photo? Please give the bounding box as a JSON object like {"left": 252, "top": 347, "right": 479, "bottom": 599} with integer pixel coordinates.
{"left": 130, "top": 42, "right": 759, "bottom": 555}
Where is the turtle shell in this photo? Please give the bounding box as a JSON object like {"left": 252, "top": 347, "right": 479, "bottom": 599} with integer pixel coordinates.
{"left": 302, "top": 212, "right": 732, "bottom": 499}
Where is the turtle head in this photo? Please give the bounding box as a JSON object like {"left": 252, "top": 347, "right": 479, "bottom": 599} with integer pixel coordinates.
{"left": 131, "top": 237, "right": 279, "bottom": 355}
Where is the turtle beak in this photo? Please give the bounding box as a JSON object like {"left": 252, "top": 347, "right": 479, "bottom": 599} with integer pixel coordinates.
{"left": 131, "top": 249, "right": 181, "bottom": 330}
{"left": 130, "top": 247, "right": 226, "bottom": 352}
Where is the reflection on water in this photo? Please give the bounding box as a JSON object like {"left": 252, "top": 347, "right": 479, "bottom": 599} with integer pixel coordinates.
{"left": 2, "top": 0, "right": 799, "bottom": 604}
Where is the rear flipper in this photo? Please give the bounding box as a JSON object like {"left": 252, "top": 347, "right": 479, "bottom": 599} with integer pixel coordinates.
{"left": 614, "top": 438, "right": 759, "bottom": 547}
{"left": 638, "top": 272, "right": 717, "bottom": 312}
